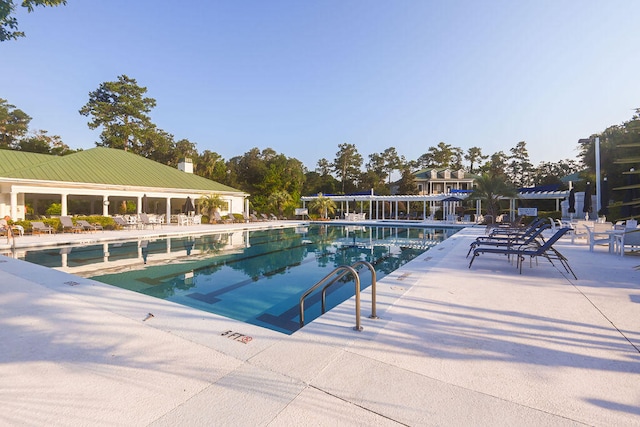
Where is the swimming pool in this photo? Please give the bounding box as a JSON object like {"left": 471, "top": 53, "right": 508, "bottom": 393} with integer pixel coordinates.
{"left": 19, "top": 224, "right": 457, "bottom": 334}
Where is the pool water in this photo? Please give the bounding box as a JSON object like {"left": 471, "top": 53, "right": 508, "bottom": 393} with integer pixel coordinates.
{"left": 20, "top": 224, "right": 456, "bottom": 334}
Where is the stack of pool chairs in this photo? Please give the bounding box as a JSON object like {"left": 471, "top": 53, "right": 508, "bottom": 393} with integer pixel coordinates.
{"left": 467, "top": 218, "right": 577, "bottom": 279}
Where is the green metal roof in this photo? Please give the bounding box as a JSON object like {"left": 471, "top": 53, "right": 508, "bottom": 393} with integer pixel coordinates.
{"left": 0, "top": 149, "right": 53, "bottom": 174}
{"left": 0, "top": 147, "right": 242, "bottom": 193}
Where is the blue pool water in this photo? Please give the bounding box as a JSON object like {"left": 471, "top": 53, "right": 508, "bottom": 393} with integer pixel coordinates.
{"left": 20, "top": 224, "right": 457, "bottom": 334}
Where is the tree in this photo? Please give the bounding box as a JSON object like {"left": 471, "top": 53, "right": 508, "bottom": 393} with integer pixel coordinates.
{"left": 396, "top": 165, "right": 419, "bottom": 195}
{"left": 468, "top": 173, "right": 518, "bottom": 223}
{"left": 508, "top": 141, "right": 534, "bottom": 188}
{"left": 465, "top": 146, "right": 488, "bottom": 174}
{"left": 480, "top": 151, "right": 509, "bottom": 178}
{"left": 332, "top": 143, "right": 362, "bottom": 193}
{"left": 309, "top": 193, "right": 336, "bottom": 219}
{"left": 418, "top": 142, "right": 458, "bottom": 168}
{"left": 1, "top": 0, "right": 66, "bottom": 42}
{"left": 16, "top": 130, "right": 73, "bottom": 155}
{"left": 197, "top": 150, "right": 227, "bottom": 183}
{"left": 365, "top": 152, "right": 387, "bottom": 190}
{"left": 198, "top": 194, "right": 227, "bottom": 218}
{"left": 381, "top": 147, "right": 402, "bottom": 185}
{"left": 79, "top": 75, "right": 157, "bottom": 153}
{"left": 268, "top": 190, "right": 293, "bottom": 218}
{"left": 532, "top": 159, "right": 580, "bottom": 187}
{"left": 0, "top": 98, "right": 31, "bottom": 148}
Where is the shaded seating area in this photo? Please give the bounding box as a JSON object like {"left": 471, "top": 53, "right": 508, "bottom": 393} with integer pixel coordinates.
{"left": 469, "top": 227, "right": 577, "bottom": 279}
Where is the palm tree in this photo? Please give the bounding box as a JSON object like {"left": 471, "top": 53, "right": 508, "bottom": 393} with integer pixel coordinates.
{"left": 268, "top": 190, "right": 293, "bottom": 218}
{"left": 468, "top": 174, "right": 517, "bottom": 223}
{"left": 309, "top": 193, "right": 337, "bottom": 220}
{"left": 198, "top": 194, "right": 226, "bottom": 219}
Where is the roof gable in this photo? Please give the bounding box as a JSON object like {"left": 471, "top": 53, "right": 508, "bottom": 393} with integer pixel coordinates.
{"left": 1, "top": 147, "right": 241, "bottom": 193}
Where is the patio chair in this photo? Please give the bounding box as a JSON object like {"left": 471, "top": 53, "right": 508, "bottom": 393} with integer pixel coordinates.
{"left": 192, "top": 214, "right": 202, "bottom": 225}
{"left": 31, "top": 221, "right": 55, "bottom": 235}
{"left": 60, "top": 216, "right": 83, "bottom": 233}
{"left": 76, "top": 219, "right": 103, "bottom": 232}
{"left": 584, "top": 222, "right": 613, "bottom": 252}
{"left": 469, "top": 227, "right": 576, "bottom": 279}
{"left": 226, "top": 214, "right": 237, "bottom": 223}
{"left": 616, "top": 228, "right": 640, "bottom": 257}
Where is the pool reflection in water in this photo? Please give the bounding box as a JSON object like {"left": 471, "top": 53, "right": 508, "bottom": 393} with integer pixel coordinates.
{"left": 21, "top": 224, "right": 456, "bottom": 334}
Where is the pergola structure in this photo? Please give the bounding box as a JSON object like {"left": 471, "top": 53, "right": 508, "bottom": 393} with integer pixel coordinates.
{"left": 300, "top": 189, "right": 570, "bottom": 221}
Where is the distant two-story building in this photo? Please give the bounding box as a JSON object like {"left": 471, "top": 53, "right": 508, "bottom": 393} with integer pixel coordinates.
{"left": 413, "top": 168, "right": 476, "bottom": 196}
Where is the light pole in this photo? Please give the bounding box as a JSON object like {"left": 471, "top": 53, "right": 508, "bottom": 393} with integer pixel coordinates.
{"left": 579, "top": 137, "right": 601, "bottom": 215}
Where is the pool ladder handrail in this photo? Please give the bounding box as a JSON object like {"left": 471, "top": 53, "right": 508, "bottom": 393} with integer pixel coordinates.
{"left": 299, "top": 261, "right": 378, "bottom": 331}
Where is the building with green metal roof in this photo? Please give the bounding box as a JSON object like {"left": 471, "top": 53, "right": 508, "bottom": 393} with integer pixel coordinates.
{"left": 0, "top": 147, "right": 248, "bottom": 221}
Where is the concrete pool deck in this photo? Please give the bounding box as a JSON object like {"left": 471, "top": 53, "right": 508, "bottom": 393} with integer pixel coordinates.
{"left": 1, "top": 222, "right": 639, "bottom": 426}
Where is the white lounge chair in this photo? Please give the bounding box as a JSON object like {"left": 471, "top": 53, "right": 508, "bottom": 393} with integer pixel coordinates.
{"left": 76, "top": 219, "right": 103, "bottom": 232}
{"left": 31, "top": 221, "right": 55, "bottom": 235}
{"left": 60, "top": 216, "right": 83, "bottom": 233}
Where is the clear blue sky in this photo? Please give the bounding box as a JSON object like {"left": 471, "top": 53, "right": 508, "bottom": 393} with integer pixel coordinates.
{"left": 2, "top": 1, "right": 640, "bottom": 171}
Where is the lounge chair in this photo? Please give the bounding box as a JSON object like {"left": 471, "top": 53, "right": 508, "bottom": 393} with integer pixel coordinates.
{"left": 469, "top": 227, "right": 576, "bottom": 279}
{"left": 76, "top": 219, "right": 103, "bottom": 232}
{"left": 0, "top": 219, "right": 23, "bottom": 237}
{"left": 226, "top": 214, "right": 237, "bottom": 223}
{"left": 139, "top": 213, "right": 156, "bottom": 229}
{"left": 213, "top": 211, "right": 224, "bottom": 224}
{"left": 466, "top": 223, "right": 550, "bottom": 258}
{"left": 60, "top": 216, "right": 83, "bottom": 233}
{"left": 31, "top": 221, "right": 55, "bottom": 235}
{"left": 113, "top": 216, "right": 136, "bottom": 229}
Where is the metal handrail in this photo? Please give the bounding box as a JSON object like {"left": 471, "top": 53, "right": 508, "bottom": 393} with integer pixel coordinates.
{"left": 299, "top": 265, "right": 362, "bottom": 330}
{"left": 321, "top": 260, "right": 378, "bottom": 319}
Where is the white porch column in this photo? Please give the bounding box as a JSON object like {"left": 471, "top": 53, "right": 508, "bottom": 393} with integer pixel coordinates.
{"left": 102, "top": 196, "right": 110, "bottom": 216}
{"left": 395, "top": 200, "right": 398, "bottom": 220}
{"left": 10, "top": 190, "right": 18, "bottom": 219}
{"left": 137, "top": 195, "right": 142, "bottom": 214}
{"left": 61, "top": 193, "right": 68, "bottom": 216}
{"left": 165, "top": 197, "right": 171, "bottom": 224}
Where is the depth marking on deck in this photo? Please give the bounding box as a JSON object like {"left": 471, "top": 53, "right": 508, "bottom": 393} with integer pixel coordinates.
{"left": 221, "top": 330, "right": 253, "bottom": 344}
